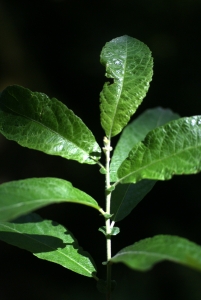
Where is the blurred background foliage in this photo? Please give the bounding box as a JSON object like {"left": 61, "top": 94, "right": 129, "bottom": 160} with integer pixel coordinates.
{"left": 1, "top": 0, "right": 201, "bottom": 299}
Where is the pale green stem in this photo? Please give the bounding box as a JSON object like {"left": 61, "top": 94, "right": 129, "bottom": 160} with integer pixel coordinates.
{"left": 96, "top": 160, "right": 105, "bottom": 170}
{"left": 103, "top": 137, "right": 113, "bottom": 299}
{"left": 110, "top": 220, "right": 115, "bottom": 228}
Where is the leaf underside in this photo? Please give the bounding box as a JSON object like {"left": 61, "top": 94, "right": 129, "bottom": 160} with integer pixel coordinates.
{"left": 0, "top": 85, "right": 101, "bottom": 164}
{"left": 111, "top": 179, "right": 156, "bottom": 222}
{"left": 0, "top": 178, "right": 100, "bottom": 222}
{"left": 118, "top": 116, "right": 201, "bottom": 183}
{"left": 100, "top": 35, "right": 153, "bottom": 138}
{"left": 0, "top": 213, "right": 97, "bottom": 277}
{"left": 110, "top": 235, "right": 201, "bottom": 272}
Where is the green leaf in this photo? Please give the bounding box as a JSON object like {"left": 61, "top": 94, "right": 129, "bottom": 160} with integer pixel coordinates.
{"left": 110, "top": 107, "right": 180, "bottom": 182}
{"left": 100, "top": 35, "right": 153, "bottom": 138}
{"left": 105, "top": 185, "right": 115, "bottom": 195}
{"left": 0, "top": 213, "right": 97, "bottom": 277}
{"left": 0, "top": 178, "right": 100, "bottom": 221}
{"left": 98, "top": 226, "right": 120, "bottom": 236}
{"left": 110, "top": 235, "right": 201, "bottom": 272}
{"left": 110, "top": 108, "right": 179, "bottom": 222}
{"left": 117, "top": 116, "right": 201, "bottom": 183}
{"left": 111, "top": 226, "right": 120, "bottom": 236}
{"left": 111, "top": 180, "right": 156, "bottom": 222}
{"left": 102, "top": 213, "right": 114, "bottom": 220}
{"left": 98, "top": 226, "right": 106, "bottom": 236}
{"left": 99, "top": 167, "right": 107, "bottom": 174}
{"left": 0, "top": 85, "right": 101, "bottom": 164}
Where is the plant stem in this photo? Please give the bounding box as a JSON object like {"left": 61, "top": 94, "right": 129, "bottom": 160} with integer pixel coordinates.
{"left": 106, "top": 194, "right": 112, "bottom": 299}
{"left": 103, "top": 137, "right": 113, "bottom": 299}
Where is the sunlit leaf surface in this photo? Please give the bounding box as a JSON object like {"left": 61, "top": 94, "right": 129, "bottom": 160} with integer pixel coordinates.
{"left": 0, "top": 213, "right": 97, "bottom": 277}
{"left": 110, "top": 107, "right": 179, "bottom": 182}
{"left": 0, "top": 178, "right": 100, "bottom": 221}
{"left": 110, "top": 235, "right": 201, "bottom": 272}
{"left": 100, "top": 35, "right": 153, "bottom": 138}
{"left": 118, "top": 116, "right": 201, "bottom": 183}
{"left": 0, "top": 85, "right": 101, "bottom": 164}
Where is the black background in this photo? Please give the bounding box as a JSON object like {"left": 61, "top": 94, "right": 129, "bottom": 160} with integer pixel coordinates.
{"left": 1, "top": 0, "right": 201, "bottom": 299}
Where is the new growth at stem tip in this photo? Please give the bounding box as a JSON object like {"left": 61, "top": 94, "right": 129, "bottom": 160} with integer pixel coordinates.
{"left": 103, "top": 137, "right": 113, "bottom": 154}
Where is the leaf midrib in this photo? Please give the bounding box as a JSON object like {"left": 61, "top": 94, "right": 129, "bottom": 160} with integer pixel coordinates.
{"left": 113, "top": 250, "right": 178, "bottom": 260}
{"left": 108, "top": 40, "right": 128, "bottom": 138}
{"left": 113, "top": 184, "right": 130, "bottom": 220}
{"left": 0, "top": 197, "right": 99, "bottom": 212}
{"left": 117, "top": 142, "right": 201, "bottom": 184}
{"left": 0, "top": 98, "right": 93, "bottom": 158}
{"left": 0, "top": 223, "right": 93, "bottom": 275}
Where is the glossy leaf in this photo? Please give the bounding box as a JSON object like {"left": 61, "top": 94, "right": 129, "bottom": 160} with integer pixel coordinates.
{"left": 0, "top": 85, "right": 101, "bottom": 164}
{"left": 110, "top": 107, "right": 180, "bottom": 182}
{"left": 111, "top": 180, "right": 156, "bottom": 222}
{"left": 0, "top": 178, "right": 100, "bottom": 221}
{"left": 110, "top": 108, "right": 179, "bottom": 222}
{"left": 117, "top": 116, "right": 201, "bottom": 184}
{"left": 0, "top": 213, "right": 97, "bottom": 277}
{"left": 100, "top": 35, "right": 153, "bottom": 138}
{"left": 110, "top": 235, "right": 201, "bottom": 272}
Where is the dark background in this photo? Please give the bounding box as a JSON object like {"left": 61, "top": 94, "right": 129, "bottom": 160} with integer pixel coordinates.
{"left": 1, "top": 0, "right": 201, "bottom": 299}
